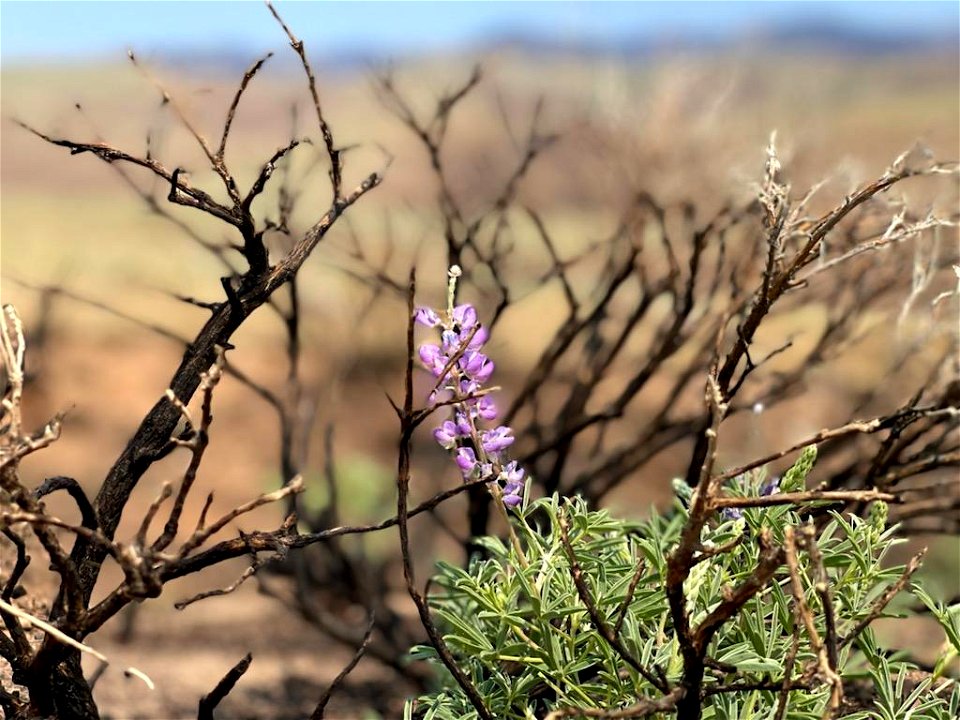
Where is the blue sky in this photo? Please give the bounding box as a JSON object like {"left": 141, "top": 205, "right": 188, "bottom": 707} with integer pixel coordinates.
{"left": 2, "top": 1, "right": 958, "bottom": 64}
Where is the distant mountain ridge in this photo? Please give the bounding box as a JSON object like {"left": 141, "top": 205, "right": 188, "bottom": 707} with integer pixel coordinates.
{"left": 149, "top": 20, "right": 957, "bottom": 76}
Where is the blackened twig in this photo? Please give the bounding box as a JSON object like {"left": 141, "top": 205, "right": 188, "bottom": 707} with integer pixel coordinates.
{"left": 197, "top": 653, "right": 253, "bottom": 720}
{"left": 310, "top": 613, "right": 376, "bottom": 719}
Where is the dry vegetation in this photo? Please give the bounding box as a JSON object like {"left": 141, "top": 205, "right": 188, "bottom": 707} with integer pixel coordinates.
{"left": 1, "top": 6, "right": 958, "bottom": 719}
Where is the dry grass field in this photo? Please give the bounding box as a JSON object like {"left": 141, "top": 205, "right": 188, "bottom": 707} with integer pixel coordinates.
{"left": 1, "top": 37, "right": 958, "bottom": 718}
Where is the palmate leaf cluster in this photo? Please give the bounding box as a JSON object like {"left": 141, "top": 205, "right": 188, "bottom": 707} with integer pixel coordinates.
{"left": 406, "top": 465, "right": 960, "bottom": 719}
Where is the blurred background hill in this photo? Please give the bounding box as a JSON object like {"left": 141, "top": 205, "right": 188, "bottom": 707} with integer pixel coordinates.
{"left": 1, "top": 2, "right": 958, "bottom": 717}
{"left": 3, "top": 2, "right": 957, "bottom": 331}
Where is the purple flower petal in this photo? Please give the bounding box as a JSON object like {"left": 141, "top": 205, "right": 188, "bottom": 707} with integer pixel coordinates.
{"left": 481, "top": 426, "right": 514, "bottom": 453}
{"left": 469, "top": 355, "right": 495, "bottom": 384}
{"left": 476, "top": 396, "right": 498, "bottom": 421}
{"left": 455, "top": 447, "right": 477, "bottom": 476}
{"left": 459, "top": 351, "right": 491, "bottom": 378}
{"left": 503, "top": 480, "right": 524, "bottom": 496}
{"left": 464, "top": 325, "right": 488, "bottom": 350}
{"left": 455, "top": 412, "right": 473, "bottom": 436}
{"left": 503, "top": 493, "right": 522, "bottom": 508}
{"left": 502, "top": 460, "right": 524, "bottom": 484}
{"left": 761, "top": 477, "right": 781, "bottom": 496}
{"left": 414, "top": 307, "right": 441, "bottom": 327}
{"left": 433, "top": 421, "right": 459, "bottom": 450}
{"left": 452, "top": 304, "right": 477, "bottom": 330}
{"left": 418, "top": 344, "right": 448, "bottom": 377}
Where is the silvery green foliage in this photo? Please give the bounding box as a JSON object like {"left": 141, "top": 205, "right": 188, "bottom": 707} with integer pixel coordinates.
{"left": 406, "top": 463, "right": 960, "bottom": 719}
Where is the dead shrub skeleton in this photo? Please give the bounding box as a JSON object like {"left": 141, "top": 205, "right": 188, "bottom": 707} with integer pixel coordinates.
{"left": 1, "top": 3, "right": 958, "bottom": 718}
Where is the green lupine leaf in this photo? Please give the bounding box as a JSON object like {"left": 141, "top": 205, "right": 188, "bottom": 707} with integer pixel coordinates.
{"left": 410, "top": 487, "right": 954, "bottom": 718}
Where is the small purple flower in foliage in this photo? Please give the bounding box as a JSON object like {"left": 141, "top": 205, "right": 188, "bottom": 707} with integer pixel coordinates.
{"left": 502, "top": 461, "right": 524, "bottom": 484}
{"left": 721, "top": 507, "right": 744, "bottom": 521}
{"left": 501, "top": 461, "right": 524, "bottom": 497}
{"left": 720, "top": 475, "right": 780, "bottom": 522}
{"left": 501, "top": 462, "right": 524, "bottom": 507}
{"left": 503, "top": 483, "right": 523, "bottom": 499}
{"left": 502, "top": 493, "right": 523, "bottom": 508}
{"left": 416, "top": 267, "right": 529, "bottom": 509}
{"left": 481, "top": 426, "right": 514, "bottom": 453}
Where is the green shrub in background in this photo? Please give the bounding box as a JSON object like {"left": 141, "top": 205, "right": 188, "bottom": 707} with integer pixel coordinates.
{"left": 406, "top": 459, "right": 960, "bottom": 719}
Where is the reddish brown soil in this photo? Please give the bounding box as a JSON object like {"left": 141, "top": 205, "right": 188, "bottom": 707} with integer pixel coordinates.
{"left": 5, "top": 327, "right": 950, "bottom": 719}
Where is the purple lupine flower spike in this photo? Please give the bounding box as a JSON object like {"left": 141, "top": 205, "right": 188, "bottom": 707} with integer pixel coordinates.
{"left": 415, "top": 280, "right": 528, "bottom": 509}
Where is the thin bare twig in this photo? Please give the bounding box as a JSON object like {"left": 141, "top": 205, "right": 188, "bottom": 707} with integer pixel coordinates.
{"left": 784, "top": 526, "right": 842, "bottom": 719}
{"left": 544, "top": 687, "right": 685, "bottom": 719}
{"left": 840, "top": 549, "right": 927, "bottom": 649}
{"left": 310, "top": 613, "right": 376, "bottom": 719}
{"left": 0, "top": 596, "right": 154, "bottom": 690}
{"left": 198, "top": 653, "right": 253, "bottom": 720}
